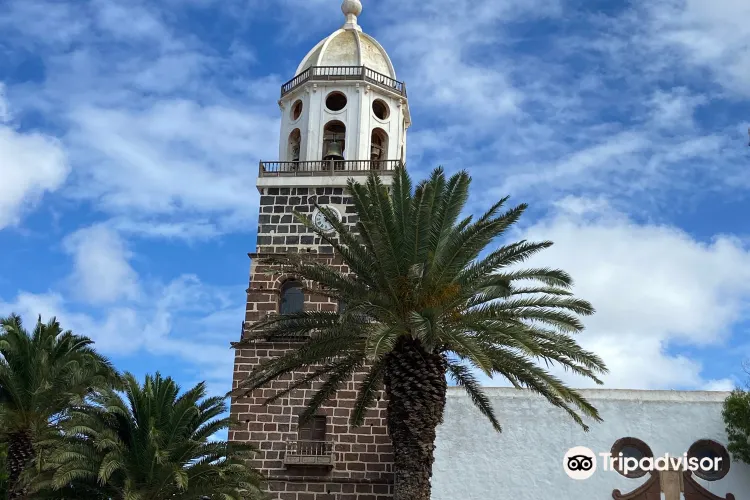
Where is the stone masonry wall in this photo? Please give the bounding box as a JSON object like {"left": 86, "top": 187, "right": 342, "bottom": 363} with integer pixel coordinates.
{"left": 256, "top": 186, "right": 358, "bottom": 255}
{"left": 229, "top": 253, "right": 394, "bottom": 500}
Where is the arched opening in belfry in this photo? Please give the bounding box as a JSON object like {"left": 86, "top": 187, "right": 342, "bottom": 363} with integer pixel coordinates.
{"left": 370, "top": 128, "right": 388, "bottom": 169}
{"left": 323, "top": 120, "right": 346, "bottom": 170}
{"left": 288, "top": 128, "right": 301, "bottom": 162}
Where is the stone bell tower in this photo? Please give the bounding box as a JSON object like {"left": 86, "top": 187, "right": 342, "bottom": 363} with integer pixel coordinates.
{"left": 229, "top": 2, "right": 410, "bottom": 499}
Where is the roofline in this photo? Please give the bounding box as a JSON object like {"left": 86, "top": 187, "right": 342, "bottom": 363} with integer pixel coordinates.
{"left": 359, "top": 31, "right": 397, "bottom": 80}
{"left": 446, "top": 386, "right": 733, "bottom": 402}
{"left": 295, "top": 36, "right": 328, "bottom": 76}
{"left": 293, "top": 28, "right": 397, "bottom": 80}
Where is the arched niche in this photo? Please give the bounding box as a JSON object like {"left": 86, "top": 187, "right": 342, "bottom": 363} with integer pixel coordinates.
{"left": 288, "top": 128, "right": 301, "bottom": 162}
{"left": 279, "top": 280, "right": 304, "bottom": 315}
{"left": 370, "top": 128, "right": 389, "bottom": 169}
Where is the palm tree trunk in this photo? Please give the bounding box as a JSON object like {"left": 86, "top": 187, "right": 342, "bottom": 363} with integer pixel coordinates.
{"left": 7, "top": 430, "right": 33, "bottom": 499}
{"left": 384, "top": 337, "right": 447, "bottom": 500}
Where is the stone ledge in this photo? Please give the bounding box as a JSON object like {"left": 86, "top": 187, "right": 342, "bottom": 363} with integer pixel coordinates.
{"left": 266, "top": 475, "right": 393, "bottom": 484}
{"left": 257, "top": 175, "right": 395, "bottom": 190}
{"left": 248, "top": 252, "right": 338, "bottom": 259}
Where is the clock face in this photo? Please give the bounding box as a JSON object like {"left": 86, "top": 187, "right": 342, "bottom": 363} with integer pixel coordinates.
{"left": 312, "top": 206, "right": 341, "bottom": 233}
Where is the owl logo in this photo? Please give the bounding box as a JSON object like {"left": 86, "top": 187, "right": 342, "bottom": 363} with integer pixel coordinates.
{"left": 567, "top": 455, "right": 594, "bottom": 471}
{"left": 563, "top": 446, "right": 597, "bottom": 480}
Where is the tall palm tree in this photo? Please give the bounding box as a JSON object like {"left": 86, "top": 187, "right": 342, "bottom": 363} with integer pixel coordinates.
{"left": 31, "top": 372, "right": 264, "bottom": 500}
{"left": 0, "top": 314, "right": 120, "bottom": 499}
{"left": 232, "top": 167, "right": 608, "bottom": 500}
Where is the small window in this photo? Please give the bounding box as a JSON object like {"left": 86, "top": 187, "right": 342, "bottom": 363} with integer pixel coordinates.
{"left": 298, "top": 415, "right": 326, "bottom": 442}
{"left": 280, "top": 281, "right": 304, "bottom": 315}
{"left": 688, "top": 440, "right": 730, "bottom": 481}
{"left": 325, "top": 92, "right": 347, "bottom": 112}
{"left": 610, "top": 437, "right": 653, "bottom": 478}
{"left": 372, "top": 99, "right": 389, "bottom": 120}
{"left": 291, "top": 100, "right": 303, "bottom": 120}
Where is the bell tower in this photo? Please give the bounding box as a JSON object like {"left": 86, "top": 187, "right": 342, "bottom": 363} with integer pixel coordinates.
{"left": 230, "top": 2, "right": 409, "bottom": 499}
{"left": 270, "top": 1, "right": 409, "bottom": 178}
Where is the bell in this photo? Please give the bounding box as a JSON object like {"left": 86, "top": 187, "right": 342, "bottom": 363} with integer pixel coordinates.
{"left": 323, "top": 141, "right": 344, "bottom": 161}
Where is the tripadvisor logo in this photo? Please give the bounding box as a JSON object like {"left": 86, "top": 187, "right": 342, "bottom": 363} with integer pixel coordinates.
{"left": 563, "top": 446, "right": 723, "bottom": 480}
{"left": 563, "top": 446, "right": 597, "bottom": 480}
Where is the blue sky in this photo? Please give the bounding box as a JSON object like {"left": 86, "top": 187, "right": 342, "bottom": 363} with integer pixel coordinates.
{"left": 1, "top": 0, "right": 749, "bottom": 399}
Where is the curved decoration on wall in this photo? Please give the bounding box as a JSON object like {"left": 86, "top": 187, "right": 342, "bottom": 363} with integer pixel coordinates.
{"left": 612, "top": 472, "right": 660, "bottom": 500}
{"left": 610, "top": 438, "right": 735, "bottom": 500}
{"left": 683, "top": 471, "right": 735, "bottom": 500}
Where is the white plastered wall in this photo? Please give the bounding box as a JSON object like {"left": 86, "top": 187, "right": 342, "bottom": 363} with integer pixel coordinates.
{"left": 432, "top": 388, "right": 750, "bottom": 500}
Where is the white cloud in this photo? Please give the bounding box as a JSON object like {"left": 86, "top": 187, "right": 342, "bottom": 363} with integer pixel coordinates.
{"left": 375, "top": 0, "right": 559, "bottom": 123}
{"left": 66, "top": 101, "right": 263, "bottom": 211}
{"left": 62, "top": 225, "right": 141, "bottom": 305}
{"left": 3, "top": 0, "right": 744, "bottom": 238}
{"left": 0, "top": 85, "right": 70, "bottom": 230}
{"left": 0, "top": 0, "right": 90, "bottom": 48}
{"left": 0, "top": 274, "right": 241, "bottom": 397}
{"left": 0, "top": 85, "right": 9, "bottom": 122}
{"left": 91, "top": 0, "right": 171, "bottom": 45}
{"left": 0, "top": 0, "right": 281, "bottom": 239}
{"left": 1, "top": 0, "right": 749, "bottom": 401}
{"left": 646, "top": 0, "right": 750, "bottom": 96}
{"left": 108, "top": 217, "right": 223, "bottom": 240}
{"left": 484, "top": 201, "right": 750, "bottom": 390}
{"left": 364, "top": 0, "right": 749, "bottom": 210}
{"left": 702, "top": 379, "right": 736, "bottom": 392}
{"left": 646, "top": 88, "right": 707, "bottom": 130}
{"left": 60, "top": 100, "right": 276, "bottom": 234}
{"left": 498, "top": 132, "right": 651, "bottom": 196}
{"left": 0, "top": 291, "right": 142, "bottom": 354}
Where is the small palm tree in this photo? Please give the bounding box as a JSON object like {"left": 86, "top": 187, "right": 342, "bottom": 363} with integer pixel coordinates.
{"left": 32, "top": 372, "right": 264, "bottom": 500}
{"left": 0, "top": 314, "right": 120, "bottom": 499}
{"left": 233, "top": 167, "right": 608, "bottom": 500}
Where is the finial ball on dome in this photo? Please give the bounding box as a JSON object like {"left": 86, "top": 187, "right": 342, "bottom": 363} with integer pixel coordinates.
{"left": 342, "top": 0, "right": 362, "bottom": 17}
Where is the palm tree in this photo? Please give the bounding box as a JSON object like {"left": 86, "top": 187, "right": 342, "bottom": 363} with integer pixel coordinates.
{"left": 232, "top": 167, "right": 608, "bottom": 500}
{"left": 0, "top": 441, "right": 7, "bottom": 498}
{"left": 0, "top": 314, "right": 120, "bottom": 499}
{"left": 31, "top": 372, "right": 264, "bottom": 500}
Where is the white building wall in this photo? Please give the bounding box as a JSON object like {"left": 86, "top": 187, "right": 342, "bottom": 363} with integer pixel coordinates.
{"left": 277, "top": 83, "right": 406, "bottom": 165}
{"left": 361, "top": 89, "right": 402, "bottom": 162}
{"left": 279, "top": 93, "right": 308, "bottom": 162}
{"left": 432, "top": 388, "right": 750, "bottom": 500}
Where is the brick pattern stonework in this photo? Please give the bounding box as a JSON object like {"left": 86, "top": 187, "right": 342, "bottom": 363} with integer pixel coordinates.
{"left": 230, "top": 237, "right": 395, "bottom": 499}
{"left": 256, "top": 187, "right": 359, "bottom": 255}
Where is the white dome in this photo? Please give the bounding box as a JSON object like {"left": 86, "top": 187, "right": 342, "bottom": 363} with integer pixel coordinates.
{"left": 294, "top": 1, "right": 396, "bottom": 79}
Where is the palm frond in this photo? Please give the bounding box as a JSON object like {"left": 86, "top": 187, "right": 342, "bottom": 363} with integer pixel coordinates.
{"left": 26, "top": 373, "right": 264, "bottom": 499}
{"left": 447, "top": 362, "right": 501, "bottom": 432}
{"left": 234, "top": 166, "right": 606, "bottom": 433}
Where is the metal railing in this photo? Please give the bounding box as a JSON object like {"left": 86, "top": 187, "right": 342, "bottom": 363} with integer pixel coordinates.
{"left": 283, "top": 440, "right": 335, "bottom": 466}
{"left": 259, "top": 159, "right": 401, "bottom": 177}
{"left": 281, "top": 66, "right": 406, "bottom": 97}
